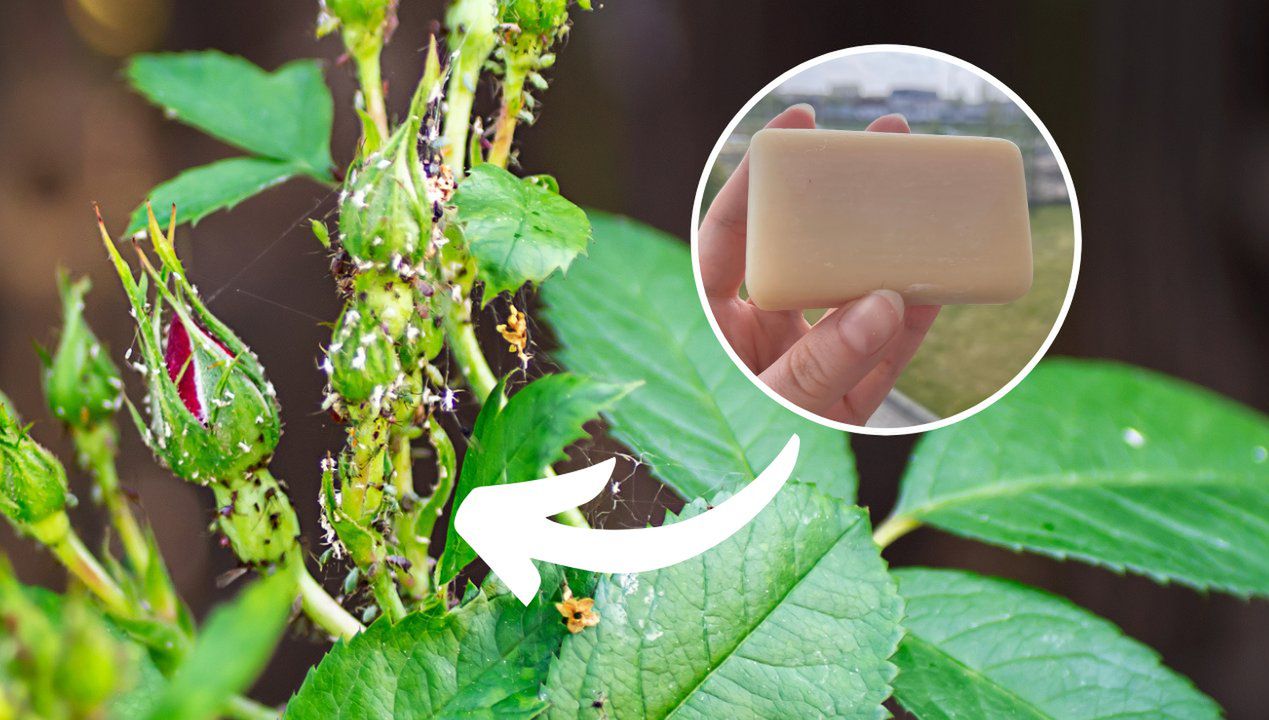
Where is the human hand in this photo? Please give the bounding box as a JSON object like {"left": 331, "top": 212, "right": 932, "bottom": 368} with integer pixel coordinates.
{"left": 699, "top": 105, "right": 941, "bottom": 424}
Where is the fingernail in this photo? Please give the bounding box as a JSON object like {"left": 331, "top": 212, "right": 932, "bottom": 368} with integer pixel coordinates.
{"left": 791, "top": 103, "right": 816, "bottom": 121}
{"left": 880, "top": 112, "right": 906, "bottom": 124}
{"left": 837, "top": 290, "right": 904, "bottom": 355}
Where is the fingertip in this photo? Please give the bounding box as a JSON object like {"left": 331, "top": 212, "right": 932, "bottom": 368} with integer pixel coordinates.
{"left": 866, "top": 113, "right": 910, "bottom": 134}
{"left": 872, "top": 289, "right": 905, "bottom": 321}
{"left": 767, "top": 104, "right": 817, "bottom": 130}
{"left": 904, "top": 304, "right": 941, "bottom": 329}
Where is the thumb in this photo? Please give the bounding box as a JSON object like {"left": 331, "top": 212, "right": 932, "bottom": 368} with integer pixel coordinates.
{"left": 757, "top": 290, "right": 905, "bottom": 414}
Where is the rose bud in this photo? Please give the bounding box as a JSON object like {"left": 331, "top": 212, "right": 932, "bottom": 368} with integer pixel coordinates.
{"left": 337, "top": 40, "right": 442, "bottom": 269}
{"left": 337, "top": 124, "right": 432, "bottom": 269}
{"left": 211, "top": 469, "right": 300, "bottom": 566}
{"left": 0, "top": 400, "right": 71, "bottom": 543}
{"left": 38, "top": 272, "right": 123, "bottom": 430}
{"left": 325, "top": 298, "right": 403, "bottom": 410}
{"left": 98, "top": 208, "right": 281, "bottom": 485}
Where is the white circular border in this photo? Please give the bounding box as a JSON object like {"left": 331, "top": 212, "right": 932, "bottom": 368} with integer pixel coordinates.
{"left": 690, "top": 44, "right": 1082, "bottom": 436}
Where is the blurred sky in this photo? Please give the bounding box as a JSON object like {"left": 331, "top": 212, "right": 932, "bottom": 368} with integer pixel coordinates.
{"left": 777, "top": 51, "right": 1010, "bottom": 103}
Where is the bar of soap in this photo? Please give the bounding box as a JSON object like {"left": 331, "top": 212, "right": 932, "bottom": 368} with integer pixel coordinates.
{"left": 744, "top": 128, "right": 1033, "bottom": 310}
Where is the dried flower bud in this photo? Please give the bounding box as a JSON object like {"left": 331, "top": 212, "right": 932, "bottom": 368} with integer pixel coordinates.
{"left": 39, "top": 272, "right": 123, "bottom": 430}
{"left": 0, "top": 402, "right": 69, "bottom": 529}
{"left": 98, "top": 208, "right": 281, "bottom": 484}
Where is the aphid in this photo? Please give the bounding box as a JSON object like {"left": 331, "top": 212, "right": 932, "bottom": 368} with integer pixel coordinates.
{"left": 215, "top": 567, "right": 249, "bottom": 588}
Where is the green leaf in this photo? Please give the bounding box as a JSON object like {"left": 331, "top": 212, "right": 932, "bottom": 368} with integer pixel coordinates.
{"left": 123, "top": 157, "right": 302, "bottom": 236}
{"left": 284, "top": 580, "right": 566, "bottom": 720}
{"left": 452, "top": 163, "right": 590, "bottom": 300}
{"left": 437, "top": 374, "right": 635, "bottom": 584}
{"left": 0, "top": 562, "right": 165, "bottom": 719}
{"left": 891, "top": 359, "right": 1269, "bottom": 596}
{"left": 141, "top": 570, "right": 295, "bottom": 720}
{"left": 541, "top": 211, "right": 857, "bottom": 502}
{"left": 543, "top": 484, "right": 901, "bottom": 719}
{"left": 126, "top": 51, "right": 333, "bottom": 175}
{"left": 892, "top": 568, "right": 1221, "bottom": 719}
{"left": 109, "top": 656, "right": 166, "bottom": 720}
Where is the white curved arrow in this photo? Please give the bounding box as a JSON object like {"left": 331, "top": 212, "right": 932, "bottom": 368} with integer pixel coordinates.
{"left": 455, "top": 434, "right": 800, "bottom": 604}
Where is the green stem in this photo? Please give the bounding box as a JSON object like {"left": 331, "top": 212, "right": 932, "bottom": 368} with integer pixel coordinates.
{"left": 487, "top": 59, "right": 529, "bottom": 168}
{"left": 295, "top": 564, "right": 363, "bottom": 641}
{"left": 872, "top": 514, "right": 919, "bottom": 549}
{"left": 72, "top": 424, "right": 150, "bottom": 577}
{"left": 390, "top": 429, "right": 414, "bottom": 498}
{"left": 40, "top": 517, "right": 131, "bottom": 618}
{"left": 223, "top": 695, "right": 278, "bottom": 720}
{"left": 538, "top": 467, "right": 590, "bottom": 528}
{"left": 554, "top": 506, "right": 589, "bottom": 529}
{"left": 441, "top": 0, "right": 499, "bottom": 169}
{"left": 390, "top": 424, "right": 434, "bottom": 601}
{"left": 369, "top": 567, "right": 408, "bottom": 623}
{"left": 415, "top": 417, "right": 457, "bottom": 546}
{"left": 441, "top": 49, "right": 485, "bottom": 171}
{"left": 443, "top": 312, "right": 497, "bottom": 402}
{"left": 354, "top": 44, "right": 389, "bottom": 146}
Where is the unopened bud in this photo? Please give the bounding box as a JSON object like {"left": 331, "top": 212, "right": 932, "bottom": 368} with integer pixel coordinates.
{"left": 99, "top": 206, "right": 282, "bottom": 483}
{"left": 317, "top": 0, "right": 392, "bottom": 53}
{"left": 55, "top": 601, "right": 123, "bottom": 713}
{"left": 0, "top": 402, "right": 70, "bottom": 530}
{"left": 338, "top": 124, "right": 431, "bottom": 267}
{"left": 40, "top": 272, "right": 123, "bottom": 430}
{"left": 211, "top": 471, "right": 300, "bottom": 566}
{"left": 326, "top": 299, "right": 403, "bottom": 407}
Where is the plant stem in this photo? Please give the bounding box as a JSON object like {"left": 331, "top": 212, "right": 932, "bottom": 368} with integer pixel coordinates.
{"left": 555, "top": 506, "right": 589, "bottom": 528}
{"left": 369, "top": 567, "right": 408, "bottom": 623}
{"left": 391, "top": 423, "right": 437, "bottom": 602}
{"left": 72, "top": 424, "right": 150, "bottom": 577}
{"left": 538, "top": 467, "right": 590, "bottom": 528}
{"left": 223, "top": 695, "right": 278, "bottom": 720}
{"left": 442, "top": 312, "right": 497, "bottom": 402}
{"left": 441, "top": 47, "right": 483, "bottom": 172}
{"left": 295, "top": 564, "right": 363, "bottom": 640}
{"left": 441, "top": 0, "right": 499, "bottom": 170}
{"left": 390, "top": 429, "right": 414, "bottom": 497}
{"left": 41, "top": 519, "right": 131, "bottom": 617}
{"left": 415, "top": 417, "right": 456, "bottom": 547}
{"left": 872, "top": 514, "right": 919, "bottom": 549}
{"left": 487, "top": 59, "right": 529, "bottom": 168}
{"left": 354, "top": 45, "right": 390, "bottom": 145}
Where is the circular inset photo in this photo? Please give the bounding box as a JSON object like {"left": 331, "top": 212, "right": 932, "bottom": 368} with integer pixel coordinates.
{"left": 692, "top": 45, "right": 1079, "bottom": 435}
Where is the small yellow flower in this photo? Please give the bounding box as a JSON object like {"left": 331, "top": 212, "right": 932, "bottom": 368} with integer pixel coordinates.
{"left": 555, "top": 584, "right": 599, "bottom": 634}
{"left": 496, "top": 304, "right": 530, "bottom": 363}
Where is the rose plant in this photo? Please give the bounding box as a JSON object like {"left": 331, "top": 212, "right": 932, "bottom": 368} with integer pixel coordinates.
{"left": 1, "top": 1, "right": 1266, "bottom": 719}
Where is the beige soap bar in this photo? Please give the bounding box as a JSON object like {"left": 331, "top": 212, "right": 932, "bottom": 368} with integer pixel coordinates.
{"left": 744, "top": 128, "right": 1033, "bottom": 310}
